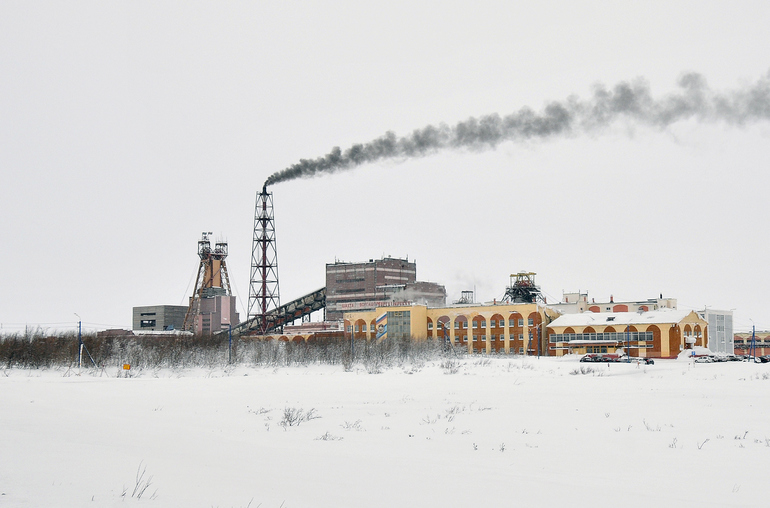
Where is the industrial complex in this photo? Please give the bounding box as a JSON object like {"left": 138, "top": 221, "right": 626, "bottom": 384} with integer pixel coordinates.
{"left": 130, "top": 185, "right": 750, "bottom": 359}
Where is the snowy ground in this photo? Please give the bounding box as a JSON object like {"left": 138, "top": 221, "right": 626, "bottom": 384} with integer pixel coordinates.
{"left": 2, "top": 356, "right": 769, "bottom": 507}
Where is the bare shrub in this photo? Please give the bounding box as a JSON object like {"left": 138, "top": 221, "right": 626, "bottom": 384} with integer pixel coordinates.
{"left": 341, "top": 419, "right": 363, "bottom": 431}
{"left": 315, "top": 431, "right": 343, "bottom": 441}
{"left": 441, "top": 359, "right": 460, "bottom": 374}
{"left": 0, "top": 329, "right": 465, "bottom": 372}
{"left": 121, "top": 461, "right": 157, "bottom": 500}
{"left": 280, "top": 407, "right": 320, "bottom": 428}
{"left": 643, "top": 419, "right": 661, "bottom": 432}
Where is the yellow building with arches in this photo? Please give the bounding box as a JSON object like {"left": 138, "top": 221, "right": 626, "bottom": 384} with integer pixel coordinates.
{"left": 343, "top": 302, "right": 559, "bottom": 355}
{"left": 546, "top": 309, "right": 708, "bottom": 358}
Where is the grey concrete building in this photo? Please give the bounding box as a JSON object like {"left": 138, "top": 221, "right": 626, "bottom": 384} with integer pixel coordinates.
{"left": 132, "top": 305, "right": 188, "bottom": 331}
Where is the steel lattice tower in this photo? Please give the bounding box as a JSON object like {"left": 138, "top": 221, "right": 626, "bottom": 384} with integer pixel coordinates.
{"left": 248, "top": 186, "right": 280, "bottom": 333}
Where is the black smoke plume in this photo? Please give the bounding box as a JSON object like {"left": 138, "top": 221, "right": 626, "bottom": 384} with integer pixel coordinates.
{"left": 264, "top": 71, "right": 770, "bottom": 187}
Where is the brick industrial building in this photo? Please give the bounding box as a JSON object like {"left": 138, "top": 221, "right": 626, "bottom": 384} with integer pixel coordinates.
{"left": 325, "top": 257, "right": 446, "bottom": 320}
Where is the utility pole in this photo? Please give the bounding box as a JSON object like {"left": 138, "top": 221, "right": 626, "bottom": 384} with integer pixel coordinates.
{"left": 626, "top": 324, "right": 631, "bottom": 362}
{"left": 75, "top": 313, "right": 82, "bottom": 369}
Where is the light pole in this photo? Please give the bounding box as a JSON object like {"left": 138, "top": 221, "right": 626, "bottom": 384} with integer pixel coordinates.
{"left": 74, "top": 313, "right": 82, "bottom": 369}
{"left": 626, "top": 323, "right": 630, "bottom": 362}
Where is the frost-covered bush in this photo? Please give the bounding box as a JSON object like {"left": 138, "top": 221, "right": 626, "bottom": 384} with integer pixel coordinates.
{"left": 0, "top": 330, "right": 462, "bottom": 371}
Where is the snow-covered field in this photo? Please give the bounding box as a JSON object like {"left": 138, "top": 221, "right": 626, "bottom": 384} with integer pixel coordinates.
{"left": 2, "top": 356, "right": 769, "bottom": 507}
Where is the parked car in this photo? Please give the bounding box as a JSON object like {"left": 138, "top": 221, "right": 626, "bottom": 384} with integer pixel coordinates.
{"left": 579, "top": 353, "right": 652, "bottom": 364}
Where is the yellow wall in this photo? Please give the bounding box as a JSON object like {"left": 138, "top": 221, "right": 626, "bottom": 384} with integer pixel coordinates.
{"left": 546, "top": 310, "right": 708, "bottom": 358}
{"left": 344, "top": 302, "right": 560, "bottom": 355}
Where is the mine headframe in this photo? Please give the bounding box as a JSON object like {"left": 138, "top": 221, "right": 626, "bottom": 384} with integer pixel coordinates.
{"left": 502, "top": 272, "right": 545, "bottom": 304}
{"left": 183, "top": 232, "right": 232, "bottom": 332}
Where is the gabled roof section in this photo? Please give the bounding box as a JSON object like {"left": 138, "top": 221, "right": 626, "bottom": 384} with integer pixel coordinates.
{"left": 548, "top": 309, "right": 703, "bottom": 329}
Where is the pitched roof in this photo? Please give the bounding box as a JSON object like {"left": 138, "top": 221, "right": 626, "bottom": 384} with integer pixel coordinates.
{"left": 548, "top": 309, "right": 697, "bottom": 329}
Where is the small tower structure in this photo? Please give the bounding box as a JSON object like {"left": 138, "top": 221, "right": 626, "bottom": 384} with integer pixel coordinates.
{"left": 248, "top": 185, "right": 281, "bottom": 334}
{"left": 183, "top": 232, "right": 238, "bottom": 333}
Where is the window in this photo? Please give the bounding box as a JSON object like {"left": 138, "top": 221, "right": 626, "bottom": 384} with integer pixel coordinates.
{"left": 354, "top": 325, "right": 359, "bottom": 332}
{"left": 472, "top": 321, "right": 478, "bottom": 329}
{"left": 519, "top": 347, "right": 524, "bottom": 354}
{"left": 140, "top": 319, "right": 156, "bottom": 328}
{"left": 480, "top": 320, "right": 486, "bottom": 328}
{"left": 455, "top": 322, "right": 460, "bottom": 329}
{"left": 519, "top": 319, "right": 524, "bottom": 327}
{"left": 518, "top": 334, "right": 523, "bottom": 341}
{"left": 528, "top": 318, "right": 534, "bottom": 326}
{"left": 386, "top": 311, "right": 411, "bottom": 340}
{"left": 509, "top": 319, "right": 515, "bottom": 327}
{"left": 427, "top": 322, "right": 433, "bottom": 330}
{"left": 370, "top": 324, "right": 375, "bottom": 332}
{"left": 490, "top": 319, "right": 496, "bottom": 327}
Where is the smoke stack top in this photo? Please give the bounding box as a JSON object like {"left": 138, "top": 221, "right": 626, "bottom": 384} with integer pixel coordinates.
{"left": 264, "top": 71, "right": 770, "bottom": 187}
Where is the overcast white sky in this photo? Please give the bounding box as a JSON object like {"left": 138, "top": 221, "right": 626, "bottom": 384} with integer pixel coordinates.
{"left": 2, "top": 1, "right": 769, "bottom": 334}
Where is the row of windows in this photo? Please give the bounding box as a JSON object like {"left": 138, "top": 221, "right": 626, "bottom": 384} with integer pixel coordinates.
{"left": 426, "top": 318, "right": 535, "bottom": 330}
{"left": 351, "top": 324, "right": 542, "bottom": 335}
{"left": 469, "top": 335, "right": 526, "bottom": 342}
{"left": 351, "top": 318, "right": 539, "bottom": 334}
{"left": 469, "top": 347, "right": 526, "bottom": 354}
{"left": 550, "top": 331, "right": 654, "bottom": 343}
{"left": 347, "top": 325, "right": 524, "bottom": 342}
{"left": 349, "top": 324, "right": 533, "bottom": 343}
{"left": 582, "top": 345, "right": 656, "bottom": 353}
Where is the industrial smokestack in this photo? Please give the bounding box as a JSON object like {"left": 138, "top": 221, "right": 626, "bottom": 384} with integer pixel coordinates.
{"left": 263, "top": 71, "right": 770, "bottom": 187}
